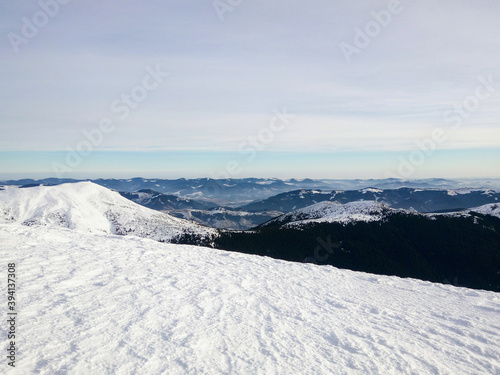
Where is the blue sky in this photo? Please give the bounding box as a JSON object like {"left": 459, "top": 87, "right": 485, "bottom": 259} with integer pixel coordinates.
{"left": 1, "top": 0, "right": 499, "bottom": 179}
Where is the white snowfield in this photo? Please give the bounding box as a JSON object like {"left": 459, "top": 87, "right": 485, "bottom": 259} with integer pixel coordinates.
{"left": 0, "top": 182, "right": 217, "bottom": 242}
{"left": 1, "top": 224, "right": 499, "bottom": 375}
{"left": 264, "top": 201, "right": 402, "bottom": 228}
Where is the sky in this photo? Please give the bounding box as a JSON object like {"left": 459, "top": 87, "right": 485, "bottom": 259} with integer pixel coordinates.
{"left": 1, "top": 0, "right": 499, "bottom": 180}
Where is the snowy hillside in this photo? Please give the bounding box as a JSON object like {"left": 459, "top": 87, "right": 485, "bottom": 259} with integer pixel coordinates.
{"left": 238, "top": 187, "right": 500, "bottom": 213}
{"left": 0, "top": 182, "right": 217, "bottom": 242}
{"left": 1, "top": 224, "right": 499, "bottom": 374}
{"left": 260, "top": 199, "right": 500, "bottom": 229}
{"left": 469, "top": 203, "right": 500, "bottom": 218}
{"left": 261, "top": 201, "right": 403, "bottom": 228}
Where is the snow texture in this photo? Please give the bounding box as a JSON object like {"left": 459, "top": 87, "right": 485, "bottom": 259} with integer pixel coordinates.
{"left": 0, "top": 182, "right": 217, "bottom": 242}
{"left": 1, "top": 224, "right": 499, "bottom": 374}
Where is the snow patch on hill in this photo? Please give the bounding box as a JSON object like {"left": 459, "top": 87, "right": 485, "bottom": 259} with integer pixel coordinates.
{"left": 0, "top": 182, "right": 217, "bottom": 242}
{"left": 1, "top": 224, "right": 499, "bottom": 374}
{"left": 264, "top": 201, "right": 404, "bottom": 228}
{"left": 361, "top": 187, "right": 383, "bottom": 193}
{"left": 468, "top": 203, "right": 500, "bottom": 218}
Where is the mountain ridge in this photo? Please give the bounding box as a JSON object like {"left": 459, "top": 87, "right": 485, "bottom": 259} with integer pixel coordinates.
{"left": 2, "top": 177, "right": 499, "bottom": 207}
{"left": 0, "top": 181, "right": 217, "bottom": 243}
{"left": 238, "top": 187, "right": 500, "bottom": 213}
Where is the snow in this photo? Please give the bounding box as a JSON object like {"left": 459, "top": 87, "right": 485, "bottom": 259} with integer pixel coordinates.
{"left": 1, "top": 224, "right": 499, "bottom": 374}
{"left": 446, "top": 188, "right": 495, "bottom": 196}
{"left": 0, "top": 182, "right": 217, "bottom": 242}
{"left": 361, "top": 188, "right": 383, "bottom": 194}
{"left": 204, "top": 208, "right": 253, "bottom": 217}
{"left": 468, "top": 203, "right": 500, "bottom": 218}
{"left": 130, "top": 192, "right": 155, "bottom": 204}
{"left": 0, "top": 185, "right": 20, "bottom": 190}
{"left": 436, "top": 203, "right": 500, "bottom": 221}
{"left": 255, "top": 181, "right": 275, "bottom": 185}
{"left": 266, "top": 201, "right": 402, "bottom": 227}
{"left": 185, "top": 192, "right": 205, "bottom": 199}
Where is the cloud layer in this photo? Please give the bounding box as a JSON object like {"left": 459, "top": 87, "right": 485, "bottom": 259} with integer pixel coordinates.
{"left": 1, "top": 0, "right": 499, "bottom": 177}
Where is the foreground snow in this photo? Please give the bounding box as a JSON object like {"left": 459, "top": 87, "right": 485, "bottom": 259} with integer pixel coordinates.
{"left": 1, "top": 225, "right": 499, "bottom": 374}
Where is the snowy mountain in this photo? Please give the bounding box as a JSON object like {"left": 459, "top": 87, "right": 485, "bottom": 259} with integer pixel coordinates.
{"left": 215, "top": 200, "right": 500, "bottom": 291}
{"left": 469, "top": 203, "right": 500, "bottom": 218}
{"left": 0, "top": 177, "right": 335, "bottom": 206}
{"left": 119, "top": 189, "right": 281, "bottom": 230}
{"left": 1, "top": 224, "right": 499, "bottom": 374}
{"left": 119, "top": 189, "right": 217, "bottom": 211}
{"left": 0, "top": 182, "right": 217, "bottom": 243}
{"left": 117, "top": 186, "right": 500, "bottom": 230}
{"left": 259, "top": 200, "right": 400, "bottom": 228}
{"left": 169, "top": 207, "right": 283, "bottom": 230}
{"left": 3, "top": 177, "right": 500, "bottom": 206}
{"left": 239, "top": 187, "right": 500, "bottom": 213}
{"left": 116, "top": 186, "right": 500, "bottom": 230}
{"left": 257, "top": 198, "right": 500, "bottom": 230}
{"left": 1, "top": 182, "right": 499, "bottom": 291}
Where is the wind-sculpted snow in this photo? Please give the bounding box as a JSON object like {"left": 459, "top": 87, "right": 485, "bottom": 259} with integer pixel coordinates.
{"left": 0, "top": 182, "right": 217, "bottom": 242}
{"left": 1, "top": 224, "right": 499, "bottom": 374}
{"left": 262, "top": 201, "right": 406, "bottom": 228}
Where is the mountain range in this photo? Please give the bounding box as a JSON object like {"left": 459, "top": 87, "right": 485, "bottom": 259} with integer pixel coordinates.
{"left": 1, "top": 181, "right": 499, "bottom": 292}
{"left": 118, "top": 189, "right": 282, "bottom": 230}
{"left": 3, "top": 178, "right": 500, "bottom": 230}
{"left": 237, "top": 187, "right": 500, "bottom": 213}
{"left": 120, "top": 186, "right": 500, "bottom": 230}
{"left": 214, "top": 200, "right": 500, "bottom": 291}
{"left": 2, "top": 177, "right": 500, "bottom": 206}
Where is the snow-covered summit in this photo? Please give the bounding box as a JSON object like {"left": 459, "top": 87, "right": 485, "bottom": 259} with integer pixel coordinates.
{"left": 0, "top": 182, "right": 217, "bottom": 242}
{"left": 261, "top": 200, "right": 404, "bottom": 228}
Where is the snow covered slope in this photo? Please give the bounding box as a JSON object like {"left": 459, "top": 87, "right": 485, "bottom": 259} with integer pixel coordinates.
{"left": 1, "top": 224, "right": 499, "bottom": 374}
{"left": 261, "top": 200, "right": 403, "bottom": 228}
{"left": 261, "top": 200, "right": 500, "bottom": 229}
{"left": 468, "top": 203, "right": 500, "bottom": 218}
{"left": 0, "top": 182, "right": 217, "bottom": 242}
